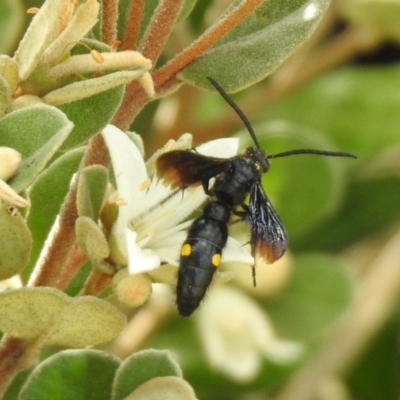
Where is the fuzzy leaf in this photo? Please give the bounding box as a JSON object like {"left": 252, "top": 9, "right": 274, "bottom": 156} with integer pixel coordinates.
{"left": 42, "top": 0, "right": 99, "bottom": 65}
{"left": 77, "top": 165, "right": 108, "bottom": 221}
{"left": 113, "top": 349, "right": 182, "bottom": 400}
{"left": 44, "top": 70, "right": 144, "bottom": 107}
{"left": 19, "top": 349, "right": 120, "bottom": 400}
{"left": 0, "top": 204, "right": 32, "bottom": 280}
{"left": 0, "top": 287, "right": 126, "bottom": 346}
{"left": 59, "top": 85, "right": 124, "bottom": 149}
{"left": 13, "top": 0, "right": 62, "bottom": 80}
{"left": 75, "top": 216, "right": 112, "bottom": 274}
{"left": 0, "top": 55, "right": 19, "bottom": 93}
{"left": 49, "top": 295, "right": 126, "bottom": 347}
{"left": 125, "top": 376, "right": 198, "bottom": 400}
{"left": 56, "top": 39, "right": 129, "bottom": 148}
{"left": 0, "top": 104, "right": 73, "bottom": 192}
{"left": 180, "top": 0, "right": 330, "bottom": 91}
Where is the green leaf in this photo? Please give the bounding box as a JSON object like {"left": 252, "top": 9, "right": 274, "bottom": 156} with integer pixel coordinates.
{"left": 53, "top": 38, "right": 125, "bottom": 148}
{"left": 13, "top": 0, "right": 61, "bottom": 81}
{"left": 75, "top": 216, "right": 112, "bottom": 274}
{"left": 180, "top": 0, "right": 330, "bottom": 91}
{"left": 25, "top": 148, "right": 84, "bottom": 281}
{"left": 47, "top": 295, "right": 127, "bottom": 347}
{"left": 59, "top": 85, "right": 124, "bottom": 149}
{"left": 0, "top": 55, "right": 19, "bottom": 93}
{"left": 11, "top": 129, "right": 73, "bottom": 193}
{"left": 0, "top": 287, "right": 126, "bottom": 346}
{"left": 126, "top": 376, "right": 198, "bottom": 400}
{"left": 177, "top": 0, "right": 198, "bottom": 23}
{"left": 113, "top": 349, "right": 182, "bottom": 400}
{"left": 0, "top": 204, "right": 31, "bottom": 280}
{"left": 77, "top": 165, "right": 108, "bottom": 220}
{"left": 267, "top": 253, "right": 355, "bottom": 339}
{"left": 0, "top": 104, "right": 74, "bottom": 192}
{"left": 3, "top": 368, "right": 32, "bottom": 400}
{"left": 19, "top": 349, "right": 120, "bottom": 400}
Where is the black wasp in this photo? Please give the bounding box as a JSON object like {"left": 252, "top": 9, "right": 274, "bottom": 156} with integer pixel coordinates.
{"left": 156, "top": 76, "right": 356, "bottom": 317}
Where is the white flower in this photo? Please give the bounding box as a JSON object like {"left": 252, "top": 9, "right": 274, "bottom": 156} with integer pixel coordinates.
{"left": 101, "top": 124, "right": 253, "bottom": 277}
{"left": 197, "top": 286, "right": 304, "bottom": 382}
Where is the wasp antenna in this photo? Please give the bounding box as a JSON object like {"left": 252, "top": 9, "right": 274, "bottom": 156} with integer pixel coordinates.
{"left": 206, "top": 76, "right": 261, "bottom": 149}
{"left": 268, "top": 149, "right": 357, "bottom": 159}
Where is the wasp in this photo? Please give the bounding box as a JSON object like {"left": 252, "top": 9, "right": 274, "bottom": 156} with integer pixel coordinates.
{"left": 157, "top": 77, "right": 356, "bottom": 317}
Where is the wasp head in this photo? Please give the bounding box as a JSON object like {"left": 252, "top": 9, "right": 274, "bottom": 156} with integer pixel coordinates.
{"left": 246, "top": 146, "right": 269, "bottom": 173}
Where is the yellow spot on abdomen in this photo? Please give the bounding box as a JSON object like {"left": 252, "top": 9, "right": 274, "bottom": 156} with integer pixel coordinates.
{"left": 212, "top": 253, "right": 221, "bottom": 267}
{"left": 181, "top": 243, "right": 191, "bottom": 256}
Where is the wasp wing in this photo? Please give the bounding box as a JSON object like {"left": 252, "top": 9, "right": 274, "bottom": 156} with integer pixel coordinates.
{"left": 245, "top": 182, "right": 288, "bottom": 263}
{"left": 156, "top": 150, "right": 232, "bottom": 189}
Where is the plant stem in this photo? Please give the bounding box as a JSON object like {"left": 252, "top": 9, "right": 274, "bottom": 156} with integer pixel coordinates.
{"left": 153, "top": 0, "right": 265, "bottom": 91}
{"left": 0, "top": 337, "right": 28, "bottom": 397}
{"left": 81, "top": 269, "right": 112, "bottom": 296}
{"left": 101, "top": 0, "right": 119, "bottom": 45}
{"left": 0, "top": 323, "right": 59, "bottom": 396}
{"left": 138, "top": 0, "right": 185, "bottom": 64}
{"left": 28, "top": 176, "right": 79, "bottom": 287}
{"left": 122, "top": 0, "right": 145, "bottom": 50}
{"left": 56, "top": 243, "right": 88, "bottom": 291}
{"left": 113, "top": 0, "right": 265, "bottom": 130}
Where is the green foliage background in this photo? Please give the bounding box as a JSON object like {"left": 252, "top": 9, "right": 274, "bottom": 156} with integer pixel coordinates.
{"left": 1, "top": 0, "right": 400, "bottom": 399}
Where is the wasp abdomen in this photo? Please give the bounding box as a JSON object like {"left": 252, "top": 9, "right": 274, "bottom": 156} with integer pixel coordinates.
{"left": 177, "top": 202, "right": 229, "bottom": 316}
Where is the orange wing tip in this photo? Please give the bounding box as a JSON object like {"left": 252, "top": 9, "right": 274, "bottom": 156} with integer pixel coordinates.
{"left": 254, "top": 240, "right": 286, "bottom": 264}
{"left": 158, "top": 167, "right": 185, "bottom": 188}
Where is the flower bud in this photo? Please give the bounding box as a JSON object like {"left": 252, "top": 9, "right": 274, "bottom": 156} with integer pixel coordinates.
{"left": 112, "top": 269, "right": 152, "bottom": 307}
{"left": 0, "top": 147, "right": 22, "bottom": 181}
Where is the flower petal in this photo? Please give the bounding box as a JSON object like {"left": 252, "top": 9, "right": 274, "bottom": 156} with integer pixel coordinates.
{"left": 196, "top": 137, "right": 239, "bottom": 158}
{"left": 222, "top": 237, "right": 254, "bottom": 265}
{"left": 198, "top": 286, "right": 276, "bottom": 382}
{"left": 126, "top": 229, "right": 160, "bottom": 274}
{"left": 102, "top": 125, "right": 147, "bottom": 222}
